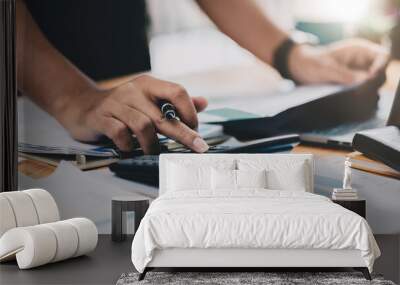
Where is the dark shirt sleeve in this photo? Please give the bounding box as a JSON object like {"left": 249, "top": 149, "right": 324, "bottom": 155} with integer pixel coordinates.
{"left": 24, "top": 0, "right": 151, "bottom": 80}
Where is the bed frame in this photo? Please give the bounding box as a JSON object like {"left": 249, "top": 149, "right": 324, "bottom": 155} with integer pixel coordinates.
{"left": 139, "top": 248, "right": 371, "bottom": 280}
{"left": 138, "top": 154, "right": 372, "bottom": 281}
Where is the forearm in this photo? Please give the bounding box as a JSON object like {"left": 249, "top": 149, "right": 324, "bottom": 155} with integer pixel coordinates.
{"left": 16, "top": 0, "right": 97, "bottom": 120}
{"left": 197, "top": 0, "right": 288, "bottom": 65}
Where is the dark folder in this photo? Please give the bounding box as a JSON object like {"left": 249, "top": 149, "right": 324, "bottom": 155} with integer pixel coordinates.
{"left": 219, "top": 75, "right": 386, "bottom": 140}
{"left": 353, "top": 126, "right": 400, "bottom": 172}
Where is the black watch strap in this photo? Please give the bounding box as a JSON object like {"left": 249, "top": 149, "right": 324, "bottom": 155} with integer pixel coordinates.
{"left": 273, "top": 38, "right": 298, "bottom": 83}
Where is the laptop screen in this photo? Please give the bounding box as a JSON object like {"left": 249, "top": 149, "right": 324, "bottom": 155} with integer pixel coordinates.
{"left": 387, "top": 80, "right": 400, "bottom": 126}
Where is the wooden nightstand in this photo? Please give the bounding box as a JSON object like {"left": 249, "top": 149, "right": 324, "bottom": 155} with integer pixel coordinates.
{"left": 332, "top": 199, "right": 366, "bottom": 218}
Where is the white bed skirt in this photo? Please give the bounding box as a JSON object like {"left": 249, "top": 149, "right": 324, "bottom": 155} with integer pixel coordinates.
{"left": 148, "top": 248, "right": 366, "bottom": 268}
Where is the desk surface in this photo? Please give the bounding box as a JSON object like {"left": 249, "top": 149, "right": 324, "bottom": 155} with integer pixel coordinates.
{"left": 0, "top": 235, "right": 133, "bottom": 285}
{"left": 16, "top": 144, "right": 350, "bottom": 179}
{"left": 17, "top": 61, "right": 400, "bottom": 235}
{"left": 18, "top": 60, "right": 400, "bottom": 179}
{"left": 10, "top": 56, "right": 400, "bottom": 285}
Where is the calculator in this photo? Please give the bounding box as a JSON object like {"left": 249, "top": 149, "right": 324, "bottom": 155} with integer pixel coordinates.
{"left": 109, "top": 134, "right": 299, "bottom": 186}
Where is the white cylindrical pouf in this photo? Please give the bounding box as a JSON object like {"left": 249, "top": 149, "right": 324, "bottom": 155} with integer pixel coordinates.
{"left": 1, "top": 192, "right": 39, "bottom": 227}
{"left": 0, "top": 226, "right": 57, "bottom": 269}
{"left": 65, "top": 218, "right": 98, "bottom": 257}
{"left": 23, "top": 189, "right": 60, "bottom": 224}
{"left": 0, "top": 219, "right": 97, "bottom": 269}
{"left": 0, "top": 196, "right": 17, "bottom": 237}
{"left": 42, "top": 221, "right": 79, "bottom": 262}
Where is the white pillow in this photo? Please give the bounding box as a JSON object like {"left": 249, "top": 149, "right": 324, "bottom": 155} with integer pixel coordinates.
{"left": 211, "top": 169, "right": 267, "bottom": 191}
{"left": 168, "top": 163, "right": 210, "bottom": 191}
{"left": 267, "top": 162, "right": 307, "bottom": 191}
{"left": 167, "top": 159, "right": 236, "bottom": 192}
{"left": 211, "top": 169, "right": 236, "bottom": 190}
{"left": 236, "top": 170, "right": 267, "bottom": 189}
{"left": 238, "top": 159, "right": 310, "bottom": 191}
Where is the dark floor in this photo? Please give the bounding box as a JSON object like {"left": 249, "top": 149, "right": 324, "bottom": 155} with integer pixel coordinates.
{"left": 1, "top": 235, "right": 398, "bottom": 285}
{"left": 374, "top": 235, "right": 400, "bottom": 284}
{"left": 0, "top": 235, "right": 134, "bottom": 285}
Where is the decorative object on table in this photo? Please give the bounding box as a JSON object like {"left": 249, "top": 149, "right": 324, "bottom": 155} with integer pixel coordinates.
{"left": 332, "top": 158, "right": 359, "bottom": 201}
{"left": 0, "top": 189, "right": 98, "bottom": 269}
{"left": 112, "top": 196, "right": 150, "bottom": 242}
{"left": 343, "top": 158, "right": 352, "bottom": 190}
{"left": 116, "top": 271, "right": 394, "bottom": 285}
{"left": 332, "top": 199, "right": 366, "bottom": 219}
{"left": 347, "top": 152, "right": 400, "bottom": 180}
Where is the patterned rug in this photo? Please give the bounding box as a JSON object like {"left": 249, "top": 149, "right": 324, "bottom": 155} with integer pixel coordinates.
{"left": 116, "top": 272, "right": 396, "bottom": 285}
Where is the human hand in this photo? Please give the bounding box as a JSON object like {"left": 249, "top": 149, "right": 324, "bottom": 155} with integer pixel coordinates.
{"left": 58, "top": 75, "right": 209, "bottom": 154}
{"left": 288, "top": 39, "right": 389, "bottom": 85}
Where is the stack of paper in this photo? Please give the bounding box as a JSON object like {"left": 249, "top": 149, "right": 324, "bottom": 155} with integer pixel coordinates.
{"left": 18, "top": 97, "right": 225, "bottom": 170}
{"left": 348, "top": 152, "right": 400, "bottom": 180}
{"left": 332, "top": 188, "right": 359, "bottom": 200}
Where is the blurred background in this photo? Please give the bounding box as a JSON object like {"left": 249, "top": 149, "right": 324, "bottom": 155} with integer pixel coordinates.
{"left": 147, "top": 0, "right": 400, "bottom": 77}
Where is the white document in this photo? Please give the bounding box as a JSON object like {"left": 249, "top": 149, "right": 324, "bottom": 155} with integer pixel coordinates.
{"left": 18, "top": 97, "right": 100, "bottom": 151}
{"left": 198, "top": 84, "right": 344, "bottom": 123}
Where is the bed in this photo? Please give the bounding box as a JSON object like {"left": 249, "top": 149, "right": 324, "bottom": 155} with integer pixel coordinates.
{"left": 131, "top": 154, "right": 380, "bottom": 280}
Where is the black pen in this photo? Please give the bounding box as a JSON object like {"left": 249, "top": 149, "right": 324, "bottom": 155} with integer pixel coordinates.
{"left": 159, "top": 100, "right": 178, "bottom": 120}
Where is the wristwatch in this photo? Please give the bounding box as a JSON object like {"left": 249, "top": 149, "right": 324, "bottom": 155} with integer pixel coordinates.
{"left": 273, "top": 31, "right": 318, "bottom": 84}
{"left": 272, "top": 37, "right": 299, "bottom": 83}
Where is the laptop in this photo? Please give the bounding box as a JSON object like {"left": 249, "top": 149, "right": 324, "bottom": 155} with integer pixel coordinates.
{"left": 300, "top": 80, "right": 400, "bottom": 148}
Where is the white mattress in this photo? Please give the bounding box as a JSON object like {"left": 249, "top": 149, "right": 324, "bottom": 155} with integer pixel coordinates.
{"left": 131, "top": 190, "right": 380, "bottom": 273}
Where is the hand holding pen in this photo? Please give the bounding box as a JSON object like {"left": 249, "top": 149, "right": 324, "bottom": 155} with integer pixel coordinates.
{"left": 66, "top": 75, "right": 209, "bottom": 154}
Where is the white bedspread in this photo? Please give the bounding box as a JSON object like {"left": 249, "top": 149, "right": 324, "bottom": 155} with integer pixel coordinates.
{"left": 131, "top": 190, "right": 380, "bottom": 272}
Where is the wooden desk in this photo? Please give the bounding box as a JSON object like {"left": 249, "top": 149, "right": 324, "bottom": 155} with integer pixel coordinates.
{"left": 15, "top": 62, "right": 400, "bottom": 283}
{"left": 18, "top": 60, "right": 400, "bottom": 179}
{"left": 291, "top": 144, "right": 349, "bottom": 157}
{"left": 17, "top": 60, "right": 400, "bottom": 233}
{"left": 17, "top": 144, "right": 350, "bottom": 179}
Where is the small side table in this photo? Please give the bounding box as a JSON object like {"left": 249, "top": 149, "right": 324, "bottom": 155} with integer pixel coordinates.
{"left": 332, "top": 199, "right": 366, "bottom": 219}
{"left": 112, "top": 196, "right": 150, "bottom": 242}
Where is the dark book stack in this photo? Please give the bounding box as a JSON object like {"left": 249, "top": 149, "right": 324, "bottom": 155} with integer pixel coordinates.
{"left": 0, "top": 0, "right": 17, "bottom": 192}
{"left": 353, "top": 126, "right": 400, "bottom": 173}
